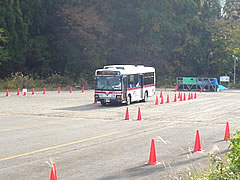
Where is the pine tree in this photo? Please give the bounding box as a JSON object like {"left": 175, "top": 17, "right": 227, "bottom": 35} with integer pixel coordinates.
{"left": 0, "top": 0, "right": 28, "bottom": 76}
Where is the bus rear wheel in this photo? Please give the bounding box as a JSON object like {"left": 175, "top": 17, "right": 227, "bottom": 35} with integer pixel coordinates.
{"left": 143, "top": 92, "right": 148, "bottom": 102}
{"left": 126, "top": 95, "right": 131, "bottom": 105}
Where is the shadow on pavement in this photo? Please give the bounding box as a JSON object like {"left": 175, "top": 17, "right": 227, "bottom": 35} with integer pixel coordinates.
{"left": 55, "top": 103, "right": 122, "bottom": 111}
{"left": 97, "top": 154, "right": 211, "bottom": 180}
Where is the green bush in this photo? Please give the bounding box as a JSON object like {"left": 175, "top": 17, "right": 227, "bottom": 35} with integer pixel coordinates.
{"left": 226, "top": 130, "right": 240, "bottom": 175}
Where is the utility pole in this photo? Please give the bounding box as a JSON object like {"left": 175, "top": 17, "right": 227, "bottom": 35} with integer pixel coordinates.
{"left": 232, "top": 55, "right": 238, "bottom": 86}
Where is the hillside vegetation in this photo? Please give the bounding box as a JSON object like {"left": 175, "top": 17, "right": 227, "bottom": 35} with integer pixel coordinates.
{"left": 0, "top": 0, "right": 239, "bottom": 85}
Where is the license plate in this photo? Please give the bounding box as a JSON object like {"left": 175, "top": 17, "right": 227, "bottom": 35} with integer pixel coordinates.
{"left": 106, "top": 99, "right": 110, "bottom": 103}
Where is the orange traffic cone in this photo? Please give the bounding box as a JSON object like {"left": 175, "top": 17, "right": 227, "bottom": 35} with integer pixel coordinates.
{"left": 32, "top": 88, "right": 35, "bottom": 95}
{"left": 180, "top": 93, "right": 182, "bottom": 101}
{"left": 200, "top": 87, "right": 203, "bottom": 93}
{"left": 155, "top": 96, "right": 159, "bottom": 105}
{"left": 70, "top": 87, "right": 72, "bottom": 93}
{"left": 174, "top": 94, "right": 177, "bottom": 102}
{"left": 193, "top": 130, "right": 201, "bottom": 152}
{"left": 58, "top": 87, "right": 61, "bottom": 94}
{"left": 191, "top": 92, "right": 193, "bottom": 99}
{"left": 166, "top": 95, "right": 169, "bottom": 103}
{"left": 160, "top": 91, "right": 163, "bottom": 98}
{"left": 224, "top": 122, "right": 230, "bottom": 140}
{"left": 137, "top": 107, "right": 142, "bottom": 120}
{"left": 6, "top": 89, "right": 9, "bottom": 96}
{"left": 188, "top": 92, "right": 191, "bottom": 100}
{"left": 146, "top": 139, "right": 158, "bottom": 165}
{"left": 125, "top": 107, "right": 129, "bottom": 120}
{"left": 183, "top": 93, "right": 186, "bottom": 101}
{"left": 43, "top": 88, "right": 46, "bottom": 94}
{"left": 194, "top": 92, "right": 197, "bottom": 99}
{"left": 178, "top": 91, "right": 181, "bottom": 98}
{"left": 50, "top": 162, "right": 57, "bottom": 180}
{"left": 82, "top": 87, "right": 85, "bottom": 93}
{"left": 175, "top": 86, "right": 177, "bottom": 92}
{"left": 23, "top": 91, "right": 27, "bottom": 96}
{"left": 17, "top": 88, "right": 20, "bottom": 96}
{"left": 160, "top": 96, "right": 164, "bottom": 104}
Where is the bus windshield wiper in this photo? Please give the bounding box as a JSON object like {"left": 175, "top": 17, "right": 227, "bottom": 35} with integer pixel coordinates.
{"left": 101, "top": 85, "right": 107, "bottom": 91}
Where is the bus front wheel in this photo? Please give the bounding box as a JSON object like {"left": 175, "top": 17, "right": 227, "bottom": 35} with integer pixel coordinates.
{"left": 101, "top": 101, "right": 107, "bottom": 106}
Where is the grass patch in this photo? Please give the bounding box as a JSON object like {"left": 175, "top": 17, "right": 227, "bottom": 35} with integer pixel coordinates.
{"left": 0, "top": 72, "right": 93, "bottom": 91}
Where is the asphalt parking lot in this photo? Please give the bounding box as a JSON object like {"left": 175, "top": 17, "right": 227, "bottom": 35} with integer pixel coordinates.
{"left": 0, "top": 89, "right": 239, "bottom": 179}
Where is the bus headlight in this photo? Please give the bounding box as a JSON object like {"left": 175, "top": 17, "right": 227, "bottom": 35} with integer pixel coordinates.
{"left": 116, "top": 95, "right": 122, "bottom": 100}
{"left": 94, "top": 94, "right": 99, "bottom": 99}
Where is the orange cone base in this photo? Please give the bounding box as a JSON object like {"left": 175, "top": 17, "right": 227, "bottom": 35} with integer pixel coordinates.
{"left": 224, "top": 136, "right": 231, "bottom": 141}
{"left": 193, "top": 149, "right": 205, "bottom": 153}
{"left": 145, "top": 161, "right": 160, "bottom": 165}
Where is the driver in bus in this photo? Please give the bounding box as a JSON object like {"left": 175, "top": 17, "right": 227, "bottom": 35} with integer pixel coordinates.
{"left": 112, "top": 78, "right": 121, "bottom": 90}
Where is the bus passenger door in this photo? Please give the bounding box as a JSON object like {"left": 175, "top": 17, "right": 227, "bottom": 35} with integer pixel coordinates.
{"left": 123, "top": 77, "right": 128, "bottom": 101}
{"left": 139, "top": 75, "right": 144, "bottom": 99}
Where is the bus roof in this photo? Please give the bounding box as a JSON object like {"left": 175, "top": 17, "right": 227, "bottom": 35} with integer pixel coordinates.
{"left": 95, "top": 65, "right": 155, "bottom": 76}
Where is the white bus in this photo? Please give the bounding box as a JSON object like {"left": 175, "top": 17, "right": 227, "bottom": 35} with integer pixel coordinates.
{"left": 94, "top": 65, "right": 155, "bottom": 105}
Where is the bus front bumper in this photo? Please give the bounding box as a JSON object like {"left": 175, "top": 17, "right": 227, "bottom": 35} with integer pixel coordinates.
{"left": 94, "top": 94, "right": 124, "bottom": 104}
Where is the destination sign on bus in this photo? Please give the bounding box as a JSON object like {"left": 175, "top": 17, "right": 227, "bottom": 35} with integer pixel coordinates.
{"left": 97, "top": 71, "right": 120, "bottom": 76}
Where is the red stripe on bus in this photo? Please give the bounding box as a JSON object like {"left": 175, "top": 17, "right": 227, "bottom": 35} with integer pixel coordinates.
{"left": 95, "top": 84, "right": 155, "bottom": 93}
{"left": 127, "top": 84, "right": 155, "bottom": 91}
{"left": 95, "top": 91, "right": 123, "bottom": 94}
{"left": 127, "top": 87, "right": 142, "bottom": 91}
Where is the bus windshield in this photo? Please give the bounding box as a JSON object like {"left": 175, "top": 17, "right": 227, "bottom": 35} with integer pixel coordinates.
{"left": 96, "top": 76, "right": 122, "bottom": 91}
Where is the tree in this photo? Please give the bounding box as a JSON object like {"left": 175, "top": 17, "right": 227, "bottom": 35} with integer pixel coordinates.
{"left": 0, "top": 28, "right": 9, "bottom": 64}
{"left": 207, "top": 0, "right": 240, "bottom": 78}
{"left": 58, "top": 1, "right": 109, "bottom": 78}
{"left": 0, "top": 0, "right": 28, "bottom": 77}
{"left": 223, "top": 0, "right": 240, "bottom": 21}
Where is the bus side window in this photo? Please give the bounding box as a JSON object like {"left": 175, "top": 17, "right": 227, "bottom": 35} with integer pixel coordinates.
{"left": 138, "top": 76, "right": 142, "bottom": 87}
{"left": 123, "top": 77, "right": 127, "bottom": 89}
{"left": 144, "top": 72, "right": 154, "bottom": 85}
{"left": 128, "top": 75, "right": 138, "bottom": 88}
{"left": 127, "top": 75, "right": 131, "bottom": 88}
